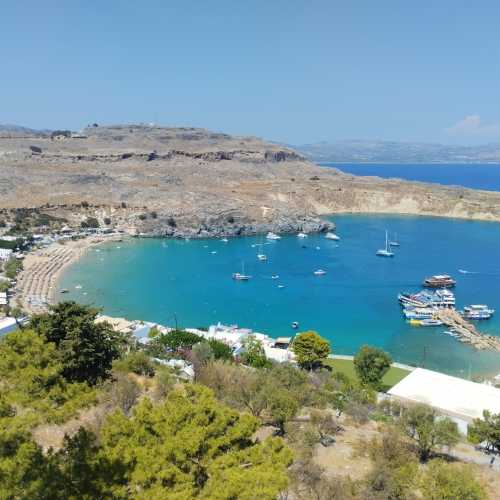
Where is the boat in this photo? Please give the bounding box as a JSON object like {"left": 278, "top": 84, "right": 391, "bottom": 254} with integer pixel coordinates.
{"left": 403, "top": 307, "right": 435, "bottom": 320}
{"left": 266, "top": 232, "right": 281, "bottom": 240}
{"left": 211, "top": 250, "right": 217, "bottom": 254}
{"left": 257, "top": 254, "right": 267, "bottom": 261}
{"left": 398, "top": 289, "right": 455, "bottom": 309}
{"left": 462, "top": 305, "right": 495, "bottom": 320}
{"left": 232, "top": 262, "right": 251, "bottom": 281}
{"left": 297, "top": 232, "right": 308, "bottom": 238}
{"left": 60, "top": 288, "right": 69, "bottom": 294}
{"left": 271, "top": 275, "right": 280, "bottom": 280}
{"left": 291, "top": 321, "right": 299, "bottom": 329}
{"left": 423, "top": 275, "right": 456, "bottom": 288}
{"left": 325, "top": 232, "right": 340, "bottom": 241}
{"left": 376, "top": 230, "right": 394, "bottom": 257}
{"left": 389, "top": 233, "right": 400, "bottom": 247}
{"left": 420, "top": 319, "right": 444, "bottom": 327}
{"left": 313, "top": 269, "right": 326, "bottom": 276}
{"left": 75, "top": 285, "right": 82, "bottom": 289}
{"left": 221, "top": 238, "right": 229, "bottom": 243}
{"left": 278, "top": 284, "right": 285, "bottom": 288}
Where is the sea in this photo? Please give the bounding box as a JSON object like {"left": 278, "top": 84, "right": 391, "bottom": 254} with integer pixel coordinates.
{"left": 60, "top": 212, "right": 500, "bottom": 379}
{"left": 320, "top": 163, "right": 500, "bottom": 192}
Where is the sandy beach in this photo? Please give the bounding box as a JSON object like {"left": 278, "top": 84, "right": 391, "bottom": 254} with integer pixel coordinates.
{"left": 13, "top": 235, "right": 125, "bottom": 314}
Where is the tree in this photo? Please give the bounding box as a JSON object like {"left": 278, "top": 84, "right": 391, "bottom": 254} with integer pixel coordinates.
{"left": 9, "top": 306, "right": 26, "bottom": 329}
{"left": 3, "top": 257, "right": 23, "bottom": 279}
{"left": 419, "top": 460, "right": 486, "bottom": 500}
{"left": 157, "top": 329, "right": 203, "bottom": 353}
{"left": 80, "top": 217, "right": 99, "bottom": 229}
{"left": 208, "top": 338, "right": 233, "bottom": 361}
{"left": 113, "top": 350, "right": 155, "bottom": 376}
{"left": 468, "top": 410, "right": 500, "bottom": 454}
{"left": 30, "top": 301, "right": 126, "bottom": 385}
{"left": 102, "top": 373, "right": 141, "bottom": 416}
{"left": 98, "top": 385, "right": 293, "bottom": 498}
{"left": 354, "top": 345, "right": 392, "bottom": 389}
{"left": 240, "top": 334, "right": 271, "bottom": 368}
{"left": 400, "top": 404, "right": 460, "bottom": 461}
{"left": 291, "top": 331, "right": 331, "bottom": 370}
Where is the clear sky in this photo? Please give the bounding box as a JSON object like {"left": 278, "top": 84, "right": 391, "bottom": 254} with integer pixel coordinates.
{"left": 2, "top": 1, "right": 500, "bottom": 145}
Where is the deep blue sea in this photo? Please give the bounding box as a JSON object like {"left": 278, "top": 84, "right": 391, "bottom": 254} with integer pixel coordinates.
{"left": 320, "top": 163, "right": 500, "bottom": 192}
{"left": 60, "top": 214, "right": 500, "bottom": 378}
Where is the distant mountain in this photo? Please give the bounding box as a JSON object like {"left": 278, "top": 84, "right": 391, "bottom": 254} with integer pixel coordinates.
{"left": 294, "top": 140, "right": 500, "bottom": 164}
{"left": 0, "top": 124, "right": 51, "bottom": 137}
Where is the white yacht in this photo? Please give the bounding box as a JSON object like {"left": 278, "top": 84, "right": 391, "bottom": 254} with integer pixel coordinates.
{"left": 376, "top": 230, "right": 394, "bottom": 257}
{"left": 266, "top": 232, "right": 281, "bottom": 240}
{"left": 232, "top": 262, "right": 251, "bottom": 281}
{"left": 313, "top": 269, "right": 327, "bottom": 276}
{"left": 325, "top": 232, "right": 340, "bottom": 240}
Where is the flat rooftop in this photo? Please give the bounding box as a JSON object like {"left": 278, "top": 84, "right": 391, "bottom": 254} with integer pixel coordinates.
{"left": 388, "top": 367, "right": 500, "bottom": 421}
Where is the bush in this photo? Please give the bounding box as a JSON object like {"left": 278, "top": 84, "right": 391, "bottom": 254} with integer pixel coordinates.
{"left": 81, "top": 217, "right": 99, "bottom": 229}
{"left": 103, "top": 217, "right": 111, "bottom": 225}
{"left": 150, "top": 211, "right": 157, "bottom": 219}
{"left": 138, "top": 213, "right": 147, "bottom": 221}
{"left": 4, "top": 257, "right": 23, "bottom": 279}
{"left": 167, "top": 216, "right": 176, "bottom": 227}
{"left": 113, "top": 351, "right": 155, "bottom": 377}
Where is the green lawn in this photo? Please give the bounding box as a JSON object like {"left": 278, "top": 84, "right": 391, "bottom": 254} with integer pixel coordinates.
{"left": 323, "top": 358, "right": 410, "bottom": 391}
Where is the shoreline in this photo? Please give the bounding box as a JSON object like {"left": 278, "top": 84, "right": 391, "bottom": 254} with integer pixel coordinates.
{"left": 13, "top": 234, "right": 126, "bottom": 314}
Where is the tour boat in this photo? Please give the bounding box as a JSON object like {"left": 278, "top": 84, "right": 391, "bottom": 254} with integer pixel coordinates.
{"left": 462, "top": 305, "right": 495, "bottom": 320}
{"left": 266, "top": 232, "right": 281, "bottom": 240}
{"left": 376, "top": 230, "right": 394, "bottom": 257}
{"left": 325, "top": 232, "right": 340, "bottom": 241}
{"left": 257, "top": 254, "right": 267, "bottom": 261}
{"left": 423, "top": 275, "right": 456, "bottom": 288}
{"left": 297, "top": 232, "right": 308, "bottom": 238}
{"left": 313, "top": 269, "right": 326, "bottom": 276}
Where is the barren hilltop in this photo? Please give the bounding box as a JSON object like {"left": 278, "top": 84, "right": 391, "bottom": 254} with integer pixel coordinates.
{"left": 1, "top": 124, "right": 500, "bottom": 237}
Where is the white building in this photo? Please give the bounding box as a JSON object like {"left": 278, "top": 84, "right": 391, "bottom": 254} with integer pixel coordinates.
{"left": 0, "top": 317, "right": 18, "bottom": 336}
{"left": 388, "top": 368, "right": 500, "bottom": 433}
{"left": 0, "top": 248, "right": 13, "bottom": 261}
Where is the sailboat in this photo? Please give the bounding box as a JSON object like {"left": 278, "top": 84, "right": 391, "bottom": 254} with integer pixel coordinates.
{"left": 256, "top": 235, "right": 267, "bottom": 261}
{"left": 389, "top": 232, "right": 400, "bottom": 247}
{"left": 232, "top": 261, "right": 252, "bottom": 280}
{"left": 376, "top": 230, "right": 394, "bottom": 257}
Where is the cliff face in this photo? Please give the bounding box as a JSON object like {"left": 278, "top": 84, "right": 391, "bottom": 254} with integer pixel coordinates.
{"left": 1, "top": 124, "right": 500, "bottom": 237}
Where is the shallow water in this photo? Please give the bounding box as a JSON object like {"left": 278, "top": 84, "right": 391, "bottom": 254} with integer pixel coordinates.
{"left": 60, "top": 214, "right": 500, "bottom": 378}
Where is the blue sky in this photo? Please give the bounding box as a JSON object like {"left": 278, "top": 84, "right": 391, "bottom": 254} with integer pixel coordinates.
{"left": 1, "top": 1, "right": 500, "bottom": 145}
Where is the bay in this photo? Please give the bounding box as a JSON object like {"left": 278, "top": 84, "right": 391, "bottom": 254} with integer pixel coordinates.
{"left": 59, "top": 214, "right": 500, "bottom": 378}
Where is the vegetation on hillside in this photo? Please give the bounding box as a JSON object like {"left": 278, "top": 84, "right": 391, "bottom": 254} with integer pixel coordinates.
{"left": 0, "top": 304, "right": 494, "bottom": 498}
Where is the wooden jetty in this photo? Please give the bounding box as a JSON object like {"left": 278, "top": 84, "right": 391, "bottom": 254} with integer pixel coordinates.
{"left": 435, "top": 309, "right": 500, "bottom": 351}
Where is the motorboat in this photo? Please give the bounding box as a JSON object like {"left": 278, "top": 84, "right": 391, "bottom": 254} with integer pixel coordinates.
{"left": 376, "top": 230, "right": 394, "bottom": 257}
{"left": 297, "top": 232, "right": 308, "bottom": 238}
{"left": 462, "top": 305, "right": 495, "bottom": 320}
{"left": 221, "top": 238, "right": 229, "bottom": 243}
{"left": 313, "top": 269, "right": 326, "bottom": 276}
{"left": 257, "top": 254, "right": 267, "bottom": 261}
{"left": 423, "top": 275, "right": 456, "bottom": 288}
{"left": 271, "top": 275, "right": 280, "bottom": 280}
{"left": 266, "top": 232, "right": 281, "bottom": 240}
{"left": 291, "top": 321, "right": 299, "bottom": 329}
{"left": 325, "top": 232, "right": 340, "bottom": 241}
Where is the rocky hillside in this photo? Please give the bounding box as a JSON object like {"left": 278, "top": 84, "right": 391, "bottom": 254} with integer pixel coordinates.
{"left": 1, "top": 124, "right": 500, "bottom": 237}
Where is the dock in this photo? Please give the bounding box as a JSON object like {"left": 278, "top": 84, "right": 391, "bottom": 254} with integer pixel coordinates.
{"left": 435, "top": 309, "right": 500, "bottom": 351}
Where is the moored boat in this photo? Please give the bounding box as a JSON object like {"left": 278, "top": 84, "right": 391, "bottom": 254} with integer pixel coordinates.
{"left": 423, "top": 274, "right": 456, "bottom": 288}
{"left": 376, "top": 230, "right": 394, "bottom": 257}
{"left": 462, "top": 304, "right": 495, "bottom": 320}
{"left": 313, "top": 269, "right": 326, "bottom": 276}
{"left": 266, "top": 232, "right": 281, "bottom": 240}
{"left": 325, "top": 232, "right": 340, "bottom": 240}
{"left": 297, "top": 232, "right": 308, "bottom": 238}
{"left": 257, "top": 254, "right": 267, "bottom": 261}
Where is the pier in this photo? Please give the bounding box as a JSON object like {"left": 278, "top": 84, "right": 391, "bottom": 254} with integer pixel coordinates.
{"left": 435, "top": 309, "right": 500, "bottom": 351}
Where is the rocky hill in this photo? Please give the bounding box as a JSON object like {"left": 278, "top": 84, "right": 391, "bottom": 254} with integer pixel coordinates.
{"left": 1, "top": 124, "right": 500, "bottom": 237}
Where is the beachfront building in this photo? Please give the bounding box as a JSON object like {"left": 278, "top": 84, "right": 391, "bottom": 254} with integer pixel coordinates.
{"left": 0, "top": 248, "right": 13, "bottom": 261}
{"left": 388, "top": 367, "right": 500, "bottom": 434}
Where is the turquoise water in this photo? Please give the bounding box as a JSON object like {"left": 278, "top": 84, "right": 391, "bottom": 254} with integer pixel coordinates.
{"left": 320, "top": 163, "right": 500, "bottom": 192}
{"left": 60, "top": 214, "right": 500, "bottom": 378}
